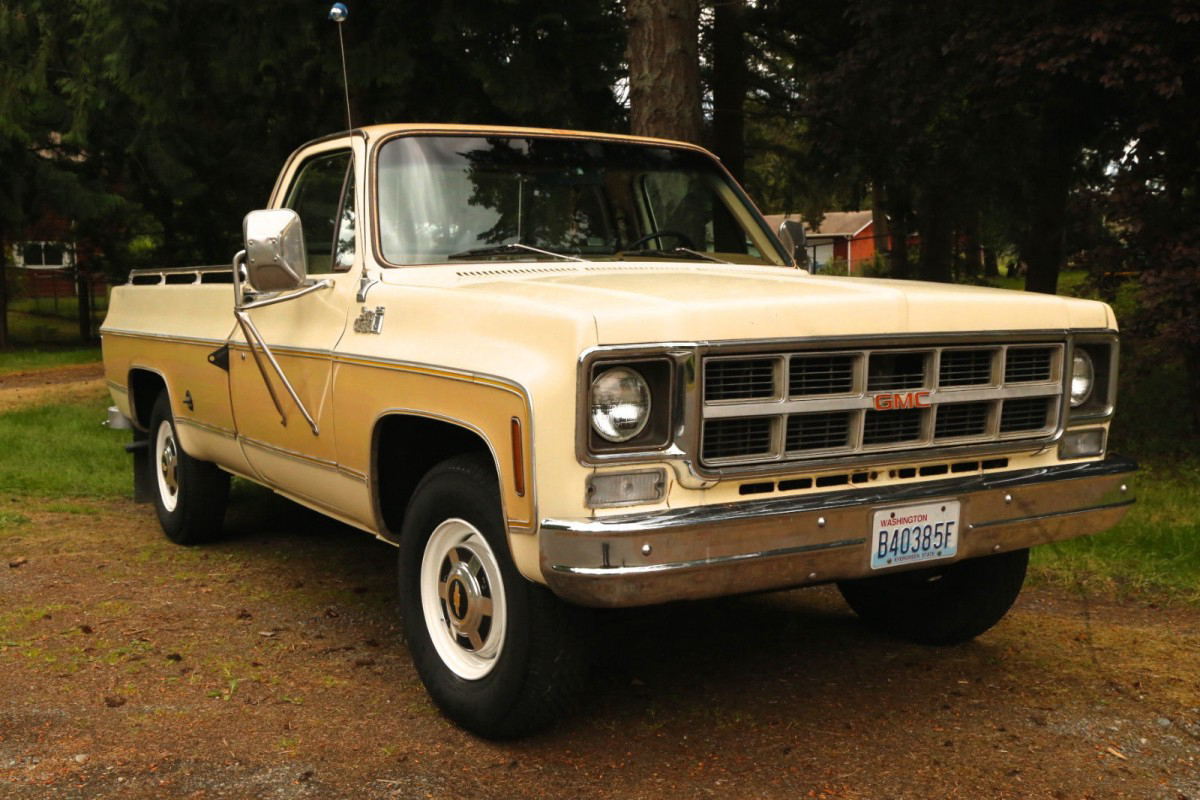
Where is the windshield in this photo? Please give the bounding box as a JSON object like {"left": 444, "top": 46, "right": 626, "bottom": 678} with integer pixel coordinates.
{"left": 375, "top": 135, "right": 787, "bottom": 267}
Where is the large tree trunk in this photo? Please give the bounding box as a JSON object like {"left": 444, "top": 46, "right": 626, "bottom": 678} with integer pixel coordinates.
{"left": 627, "top": 0, "right": 702, "bottom": 144}
{"left": 1022, "top": 124, "right": 1073, "bottom": 295}
{"left": 711, "top": 0, "right": 745, "bottom": 181}
{"left": 918, "top": 200, "right": 952, "bottom": 283}
{"left": 886, "top": 184, "right": 911, "bottom": 279}
{"left": 871, "top": 182, "right": 890, "bottom": 270}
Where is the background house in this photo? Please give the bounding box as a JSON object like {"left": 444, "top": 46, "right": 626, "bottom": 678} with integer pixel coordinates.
{"left": 764, "top": 211, "right": 884, "bottom": 274}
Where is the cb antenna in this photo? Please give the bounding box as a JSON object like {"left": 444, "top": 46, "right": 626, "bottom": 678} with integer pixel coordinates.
{"left": 329, "top": 3, "right": 353, "bottom": 130}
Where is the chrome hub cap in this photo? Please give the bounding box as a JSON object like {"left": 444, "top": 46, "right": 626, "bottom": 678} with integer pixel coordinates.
{"left": 420, "top": 518, "right": 506, "bottom": 680}
{"left": 155, "top": 421, "right": 180, "bottom": 512}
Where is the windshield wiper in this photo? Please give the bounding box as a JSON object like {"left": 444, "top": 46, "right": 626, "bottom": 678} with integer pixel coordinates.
{"left": 618, "top": 247, "right": 730, "bottom": 264}
{"left": 447, "top": 243, "right": 583, "bottom": 262}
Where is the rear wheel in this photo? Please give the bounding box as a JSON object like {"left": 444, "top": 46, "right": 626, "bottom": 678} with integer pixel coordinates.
{"left": 398, "top": 454, "right": 586, "bottom": 739}
{"left": 148, "top": 392, "right": 229, "bottom": 545}
{"left": 837, "top": 549, "right": 1029, "bottom": 645}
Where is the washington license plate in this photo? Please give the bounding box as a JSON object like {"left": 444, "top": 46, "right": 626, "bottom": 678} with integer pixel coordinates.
{"left": 870, "top": 500, "right": 961, "bottom": 570}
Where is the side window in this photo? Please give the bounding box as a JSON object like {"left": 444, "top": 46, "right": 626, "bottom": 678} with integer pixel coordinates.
{"left": 284, "top": 151, "right": 356, "bottom": 274}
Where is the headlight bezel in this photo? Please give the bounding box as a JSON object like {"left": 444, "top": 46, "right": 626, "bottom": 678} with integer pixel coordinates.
{"left": 580, "top": 353, "right": 677, "bottom": 459}
{"left": 1067, "top": 336, "right": 1118, "bottom": 420}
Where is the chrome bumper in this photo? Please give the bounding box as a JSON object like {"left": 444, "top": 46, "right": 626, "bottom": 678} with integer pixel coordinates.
{"left": 539, "top": 456, "right": 1137, "bottom": 608}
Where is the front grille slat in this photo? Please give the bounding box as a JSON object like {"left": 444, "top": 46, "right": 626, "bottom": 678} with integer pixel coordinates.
{"left": 699, "top": 341, "right": 1064, "bottom": 468}
{"left": 934, "top": 402, "right": 990, "bottom": 439}
{"left": 863, "top": 409, "right": 923, "bottom": 445}
{"left": 939, "top": 349, "right": 993, "bottom": 387}
{"left": 703, "top": 418, "right": 774, "bottom": 460}
{"left": 1000, "top": 397, "right": 1051, "bottom": 433}
{"left": 1004, "top": 347, "right": 1055, "bottom": 383}
{"left": 705, "top": 358, "right": 776, "bottom": 401}
{"left": 789, "top": 355, "right": 855, "bottom": 396}
{"left": 867, "top": 352, "right": 927, "bottom": 391}
{"left": 786, "top": 412, "right": 853, "bottom": 452}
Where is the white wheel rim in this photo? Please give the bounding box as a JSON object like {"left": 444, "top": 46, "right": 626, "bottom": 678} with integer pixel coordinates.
{"left": 419, "top": 518, "right": 507, "bottom": 680}
{"left": 155, "top": 419, "right": 180, "bottom": 513}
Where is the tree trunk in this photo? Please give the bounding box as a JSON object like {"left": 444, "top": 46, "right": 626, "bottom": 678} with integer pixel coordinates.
{"left": 871, "top": 182, "right": 890, "bottom": 270}
{"left": 627, "top": 0, "right": 702, "bottom": 144}
{"left": 963, "top": 216, "right": 983, "bottom": 281}
{"left": 886, "top": 184, "right": 911, "bottom": 279}
{"left": 711, "top": 0, "right": 745, "bottom": 181}
{"left": 918, "top": 200, "right": 952, "bottom": 283}
{"left": 0, "top": 222, "right": 9, "bottom": 349}
{"left": 983, "top": 246, "right": 999, "bottom": 278}
{"left": 75, "top": 260, "right": 94, "bottom": 342}
{"left": 1022, "top": 125, "right": 1073, "bottom": 295}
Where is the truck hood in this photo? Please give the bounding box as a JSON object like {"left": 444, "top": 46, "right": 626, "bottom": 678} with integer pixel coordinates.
{"left": 385, "top": 262, "right": 1115, "bottom": 344}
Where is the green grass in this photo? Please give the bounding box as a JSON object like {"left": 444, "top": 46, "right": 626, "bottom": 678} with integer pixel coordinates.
{"left": 0, "top": 346, "right": 102, "bottom": 375}
{"left": 1030, "top": 462, "right": 1200, "bottom": 603}
{"left": 0, "top": 392, "right": 129, "bottom": 497}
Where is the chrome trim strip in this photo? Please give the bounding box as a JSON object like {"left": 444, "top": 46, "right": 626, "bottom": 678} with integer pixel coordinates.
{"left": 968, "top": 497, "right": 1136, "bottom": 531}
{"left": 99, "top": 329, "right": 229, "bottom": 347}
{"left": 553, "top": 537, "right": 867, "bottom": 577}
{"left": 175, "top": 417, "right": 237, "bottom": 440}
{"left": 542, "top": 455, "right": 1137, "bottom": 535}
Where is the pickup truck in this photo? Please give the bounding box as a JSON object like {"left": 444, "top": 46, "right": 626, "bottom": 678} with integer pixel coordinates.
{"left": 101, "top": 124, "right": 1136, "bottom": 738}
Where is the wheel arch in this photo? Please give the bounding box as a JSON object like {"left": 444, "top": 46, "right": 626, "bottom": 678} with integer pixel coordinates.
{"left": 128, "top": 367, "right": 168, "bottom": 431}
{"left": 372, "top": 413, "right": 509, "bottom": 545}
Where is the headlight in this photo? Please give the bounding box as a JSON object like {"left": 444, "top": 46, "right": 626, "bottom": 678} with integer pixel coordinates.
{"left": 590, "top": 367, "right": 651, "bottom": 442}
{"left": 1070, "top": 349, "right": 1094, "bottom": 407}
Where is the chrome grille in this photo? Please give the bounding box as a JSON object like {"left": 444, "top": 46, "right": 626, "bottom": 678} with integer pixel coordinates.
{"left": 699, "top": 340, "right": 1064, "bottom": 469}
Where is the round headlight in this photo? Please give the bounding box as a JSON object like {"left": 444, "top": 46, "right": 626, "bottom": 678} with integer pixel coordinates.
{"left": 1070, "top": 349, "right": 1095, "bottom": 407}
{"left": 590, "top": 367, "right": 651, "bottom": 442}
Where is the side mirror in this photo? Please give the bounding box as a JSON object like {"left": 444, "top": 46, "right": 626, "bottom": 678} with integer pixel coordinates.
{"left": 243, "top": 209, "right": 308, "bottom": 292}
{"left": 778, "top": 219, "right": 808, "bottom": 266}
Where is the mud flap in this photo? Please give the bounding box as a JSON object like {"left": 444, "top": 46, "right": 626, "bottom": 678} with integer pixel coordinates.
{"left": 126, "top": 430, "right": 153, "bottom": 503}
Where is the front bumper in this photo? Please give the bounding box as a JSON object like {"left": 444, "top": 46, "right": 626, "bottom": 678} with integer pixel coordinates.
{"left": 540, "top": 455, "right": 1137, "bottom": 607}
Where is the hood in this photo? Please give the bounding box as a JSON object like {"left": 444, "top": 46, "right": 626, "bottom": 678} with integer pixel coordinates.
{"left": 384, "top": 262, "right": 1115, "bottom": 345}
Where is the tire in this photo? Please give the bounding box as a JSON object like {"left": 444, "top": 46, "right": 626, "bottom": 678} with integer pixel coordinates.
{"left": 837, "top": 548, "right": 1029, "bottom": 646}
{"left": 148, "top": 392, "right": 230, "bottom": 545}
{"left": 398, "top": 454, "right": 586, "bottom": 739}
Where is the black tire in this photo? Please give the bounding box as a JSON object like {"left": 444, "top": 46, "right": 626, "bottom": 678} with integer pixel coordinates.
{"left": 837, "top": 548, "right": 1029, "bottom": 646}
{"left": 398, "top": 454, "right": 586, "bottom": 739}
{"left": 148, "top": 392, "right": 230, "bottom": 545}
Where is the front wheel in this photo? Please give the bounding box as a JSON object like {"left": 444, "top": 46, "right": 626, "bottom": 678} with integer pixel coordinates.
{"left": 837, "top": 549, "right": 1029, "bottom": 645}
{"left": 148, "top": 392, "right": 229, "bottom": 545}
{"left": 398, "top": 454, "right": 586, "bottom": 739}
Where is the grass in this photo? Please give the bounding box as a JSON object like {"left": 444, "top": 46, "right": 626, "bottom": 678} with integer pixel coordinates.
{"left": 6, "top": 293, "right": 109, "bottom": 345}
{"left": 0, "top": 346, "right": 102, "bottom": 375}
{"left": 1030, "top": 462, "right": 1200, "bottom": 602}
{"left": 0, "top": 390, "right": 129, "bottom": 497}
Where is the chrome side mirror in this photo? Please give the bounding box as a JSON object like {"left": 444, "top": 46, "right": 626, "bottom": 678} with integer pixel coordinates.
{"left": 778, "top": 219, "right": 808, "bottom": 266}
{"left": 243, "top": 209, "right": 308, "bottom": 292}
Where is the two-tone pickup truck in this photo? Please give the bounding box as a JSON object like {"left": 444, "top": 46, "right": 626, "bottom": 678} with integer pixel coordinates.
{"left": 101, "top": 124, "right": 1136, "bottom": 738}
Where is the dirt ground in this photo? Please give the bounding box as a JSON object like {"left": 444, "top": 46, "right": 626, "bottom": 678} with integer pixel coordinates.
{"left": 0, "top": 364, "right": 105, "bottom": 413}
{"left": 1, "top": 368, "right": 1198, "bottom": 799}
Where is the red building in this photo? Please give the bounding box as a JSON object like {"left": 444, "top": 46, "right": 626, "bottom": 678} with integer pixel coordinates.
{"left": 763, "top": 211, "right": 883, "bottom": 275}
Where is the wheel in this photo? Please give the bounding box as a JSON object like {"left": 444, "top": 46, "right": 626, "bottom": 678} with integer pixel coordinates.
{"left": 148, "top": 392, "right": 230, "bottom": 545}
{"left": 626, "top": 229, "right": 696, "bottom": 251}
{"left": 398, "top": 454, "right": 586, "bottom": 739}
{"left": 836, "top": 548, "right": 1029, "bottom": 645}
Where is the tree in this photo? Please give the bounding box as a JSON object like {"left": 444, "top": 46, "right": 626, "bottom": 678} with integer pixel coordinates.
{"left": 627, "top": 0, "right": 703, "bottom": 143}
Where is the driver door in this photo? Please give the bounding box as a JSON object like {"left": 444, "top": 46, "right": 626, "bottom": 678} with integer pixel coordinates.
{"left": 228, "top": 142, "right": 360, "bottom": 515}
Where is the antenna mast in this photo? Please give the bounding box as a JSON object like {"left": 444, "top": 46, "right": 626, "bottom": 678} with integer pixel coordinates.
{"left": 329, "top": 3, "right": 353, "bottom": 131}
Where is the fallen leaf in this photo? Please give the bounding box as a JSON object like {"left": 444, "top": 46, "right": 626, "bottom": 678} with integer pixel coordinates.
{"left": 1105, "top": 746, "right": 1127, "bottom": 760}
{"left": 8, "top": 557, "right": 27, "bottom": 568}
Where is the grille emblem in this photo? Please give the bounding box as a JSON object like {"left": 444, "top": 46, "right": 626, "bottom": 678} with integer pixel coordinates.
{"left": 873, "top": 391, "right": 931, "bottom": 411}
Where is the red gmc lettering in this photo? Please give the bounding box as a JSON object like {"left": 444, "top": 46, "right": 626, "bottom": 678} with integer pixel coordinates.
{"left": 873, "top": 391, "right": 931, "bottom": 411}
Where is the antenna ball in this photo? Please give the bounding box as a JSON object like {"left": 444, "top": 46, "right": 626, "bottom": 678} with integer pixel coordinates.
{"left": 328, "top": 2, "right": 348, "bottom": 22}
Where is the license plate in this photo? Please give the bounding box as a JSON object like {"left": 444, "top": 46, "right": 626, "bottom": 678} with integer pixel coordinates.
{"left": 870, "top": 500, "right": 961, "bottom": 570}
